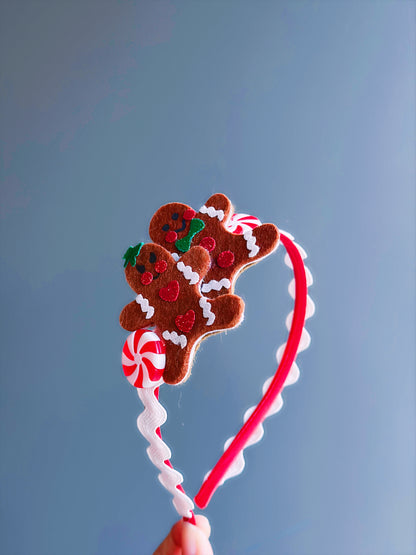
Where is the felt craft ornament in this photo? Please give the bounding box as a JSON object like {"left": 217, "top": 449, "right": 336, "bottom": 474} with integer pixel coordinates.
{"left": 120, "top": 242, "right": 244, "bottom": 384}
{"left": 149, "top": 193, "right": 280, "bottom": 297}
{"left": 119, "top": 194, "right": 314, "bottom": 524}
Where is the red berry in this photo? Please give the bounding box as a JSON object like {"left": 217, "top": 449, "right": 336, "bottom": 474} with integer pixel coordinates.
{"left": 165, "top": 231, "right": 178, "bottom": 243}
{"left": 217, "top": 250, "right": 235, "bottom": 268}
{"left": 183, "top": 209, "right": 196, "bottom": 221}
{"left": 141, "top": 271, "right": 153, "bottom": 285}
{"left": 155, "top": 260, "right": 167, "bottom": 274}
{"left": 199, "top": 236, "right": 216, "bottom": 252}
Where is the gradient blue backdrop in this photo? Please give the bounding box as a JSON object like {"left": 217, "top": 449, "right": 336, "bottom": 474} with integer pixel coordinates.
{"left": 1, "top": 1, "right": 415, "bottom": 554}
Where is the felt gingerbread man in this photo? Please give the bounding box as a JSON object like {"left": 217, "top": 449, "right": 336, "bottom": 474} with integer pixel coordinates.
{"left": 149, "top": 193, "right": 280, "bottom": 298}
{"left": 120, "top": 242, "right": 245, "bottom": 384}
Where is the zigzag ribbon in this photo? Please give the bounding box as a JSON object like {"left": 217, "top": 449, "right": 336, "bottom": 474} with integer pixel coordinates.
{"left": 137, "top": 387, "right": 195, "bottom": 519}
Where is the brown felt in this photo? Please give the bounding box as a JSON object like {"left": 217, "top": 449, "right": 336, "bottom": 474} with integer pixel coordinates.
{"left": 120, "top": 243, "right": 245, "bottom": 384}
{"left": 149, "top": 193, "right": 280, "bottom": 298}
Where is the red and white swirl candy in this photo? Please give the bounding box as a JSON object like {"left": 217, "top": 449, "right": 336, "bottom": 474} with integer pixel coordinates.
{"left": 122, "top": 329, "right": 166, "bottom": 388}
{"left": 226, "top": 213, "right": 261, "bottom": 235}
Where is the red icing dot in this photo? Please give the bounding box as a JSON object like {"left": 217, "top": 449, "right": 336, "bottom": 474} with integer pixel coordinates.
{"left": 165, "top": 230, "right": 178, "bottom": 243}
{"left": 183, "top": 209, "right": 196, "bottom": 221}
{"left": 199, "top": 236, "right": 216, "bottom": 252}
{"left": 141, "top": 271, "right": 153, "bottom": 285}
{"left": 217, "top": 250, "right": 235, "bottom": 268}
{"left": 155, "top": 260, "right": 167, "bottom": 274}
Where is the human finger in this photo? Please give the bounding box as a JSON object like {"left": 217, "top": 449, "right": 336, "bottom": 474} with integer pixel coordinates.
{"left": 194, "top": 515, "right": 211, "bottom": 539}
{"left": 153, "top": 520, "right": 182, "bottom": 555}
{"left": 182, "top": 521, "right": 214, "bottom": 555}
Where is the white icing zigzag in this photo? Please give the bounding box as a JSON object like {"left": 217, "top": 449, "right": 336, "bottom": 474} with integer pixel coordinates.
{"left": 171, "top": 253, "right": 180, "bottom": 262}
{"left": 201, "top": 278, "right": 231, "bottom": 294}
{"left": 162, "top": 330, "right": 187, "bottom": 349}
{"left": 135, "top": 294, "right": 155, "bottom": 319}
{"left": 199, "top": 204, "right": 224, "bottom": 222}
{"left": 205, "top": 232, "right": 315, "bottom": 487}
{"left": 176, "top": 261, "right": 199, "bottom": 285}
{"left": 199, "top": 297, "right": 215, "bottom": 325}
{"left": 137, "top": 387, "right": 194, "bottom": 518}
{"left": 243, "top": 229, "right": 260, "bottom": 258}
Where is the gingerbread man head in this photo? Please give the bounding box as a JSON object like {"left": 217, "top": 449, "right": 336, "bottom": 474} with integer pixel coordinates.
{"left": 120, "top": 242, "right": 244, "bottom": 384}
{"left": 149, "top": 193, "right": 280, "bottom": 298}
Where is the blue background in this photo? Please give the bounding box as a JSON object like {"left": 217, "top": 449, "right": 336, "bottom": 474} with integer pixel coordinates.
{"left": 1, "top": 1, "right": 414, "bottom": 554}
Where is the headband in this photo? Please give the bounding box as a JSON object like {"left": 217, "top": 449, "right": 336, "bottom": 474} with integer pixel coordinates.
{"left": 120, "top": 194, "right": 314, "bottom": 524}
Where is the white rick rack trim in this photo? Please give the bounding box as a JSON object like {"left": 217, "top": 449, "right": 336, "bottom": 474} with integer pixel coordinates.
{"left": 243, "top": 229, "right": 260, "bottom": 258}
{"left": 176, "top": 261, "right": 199, "bottom": 285}
{"left": 204, "top": 231, "right": 315, "bottom": 487}
{"left": 137, "top": 387, "right": 194, "bottom": 518}
{"left": 199, "top": 297, "right": 215, "bottom": 325}
{"left": 135, "top": 294, "right": 155, "bottom": 320}
{"left": 171, "top": 253, "right": 180, "bottom": 262}
{"left": 199, "top": 204, "right": 224, "bottom": 222}
{"left": 201, "top": 278, "right": 231, "bottom": 294}
{"left": 162, "top": 330, "right": 187, "bottom": 349}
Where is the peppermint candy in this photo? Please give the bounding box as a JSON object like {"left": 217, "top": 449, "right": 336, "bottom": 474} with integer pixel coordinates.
{"left": 122, "top": 329, "right": 166, "bottom": 388}
{"left": 226, "top": 213, "right": 261, "bottom": 235}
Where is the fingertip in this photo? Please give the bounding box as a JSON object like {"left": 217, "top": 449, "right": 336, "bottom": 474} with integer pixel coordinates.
{"left": 195, "top": 515, "right": 211, "bottom": 538}
{"left": 170, "top": 520, "right": 184, "bottom": 547}
{"left": 182, "top": 522, "right": 213, "bottom": 555}
{"left": 153, "top": 520, "right": 183, "bottom": 555}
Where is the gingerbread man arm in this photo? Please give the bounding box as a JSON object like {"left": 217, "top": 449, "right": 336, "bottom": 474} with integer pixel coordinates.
{"left": 249, "top": 223, "right": 280, "bottom": 260}
{"left": 177, "top": 246, "right": 211, "bottom": 281}
{"left": 120, "top": 300, "right": 155, "bottom": 331}
{"left": 198, "top": 193, "right": 233, "bottom": 224}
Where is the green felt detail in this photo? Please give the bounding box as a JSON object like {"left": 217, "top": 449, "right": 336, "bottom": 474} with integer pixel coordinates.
{"left": 175, "top": 218, "right": 205, "bottom": 252}
{"left": 123, "top": 243, "right": 144, "bottom": 268}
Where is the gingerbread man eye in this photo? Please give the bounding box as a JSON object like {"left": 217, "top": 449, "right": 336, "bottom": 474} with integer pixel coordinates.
{"left": 162, "top": 224, "right": 169, "bottom": 232}
{"left": 149, "top": 252, "right": 156, "bottom": 263}
{"left": 136, "top": 264, "right": 145, "bottom": 274}
{"left": 172, "top": 213, "right": 179, "bottom": 220}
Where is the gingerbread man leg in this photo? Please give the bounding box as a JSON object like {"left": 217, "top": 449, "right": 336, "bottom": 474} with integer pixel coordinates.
{"left": 206, "top": 294, "right": 245, "bottom": 332}
{"left": 162, "top": 294, "right": 244, "bottom": 384}
{"left": 163, "top": 342, "right": 190, "bottom": 384}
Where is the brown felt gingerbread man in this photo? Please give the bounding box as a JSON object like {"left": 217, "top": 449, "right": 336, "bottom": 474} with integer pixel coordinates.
{"left": 149, "top": 193, "right": 280, "bottom": 298}
{"left": 120, "top": 242, "right": 245, "bottom": 384}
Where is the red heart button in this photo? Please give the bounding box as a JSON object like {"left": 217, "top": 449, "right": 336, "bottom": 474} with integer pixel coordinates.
{"left": 175, "top": 310, "right": 195, "bottom": 333}
{"left": 159, "top": 280, "right": 180, "bottom": 302}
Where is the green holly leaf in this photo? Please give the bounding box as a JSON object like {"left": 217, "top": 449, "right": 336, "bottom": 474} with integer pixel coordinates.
{"left": 123, "top": 242, "right": 144, "bottom": 268}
